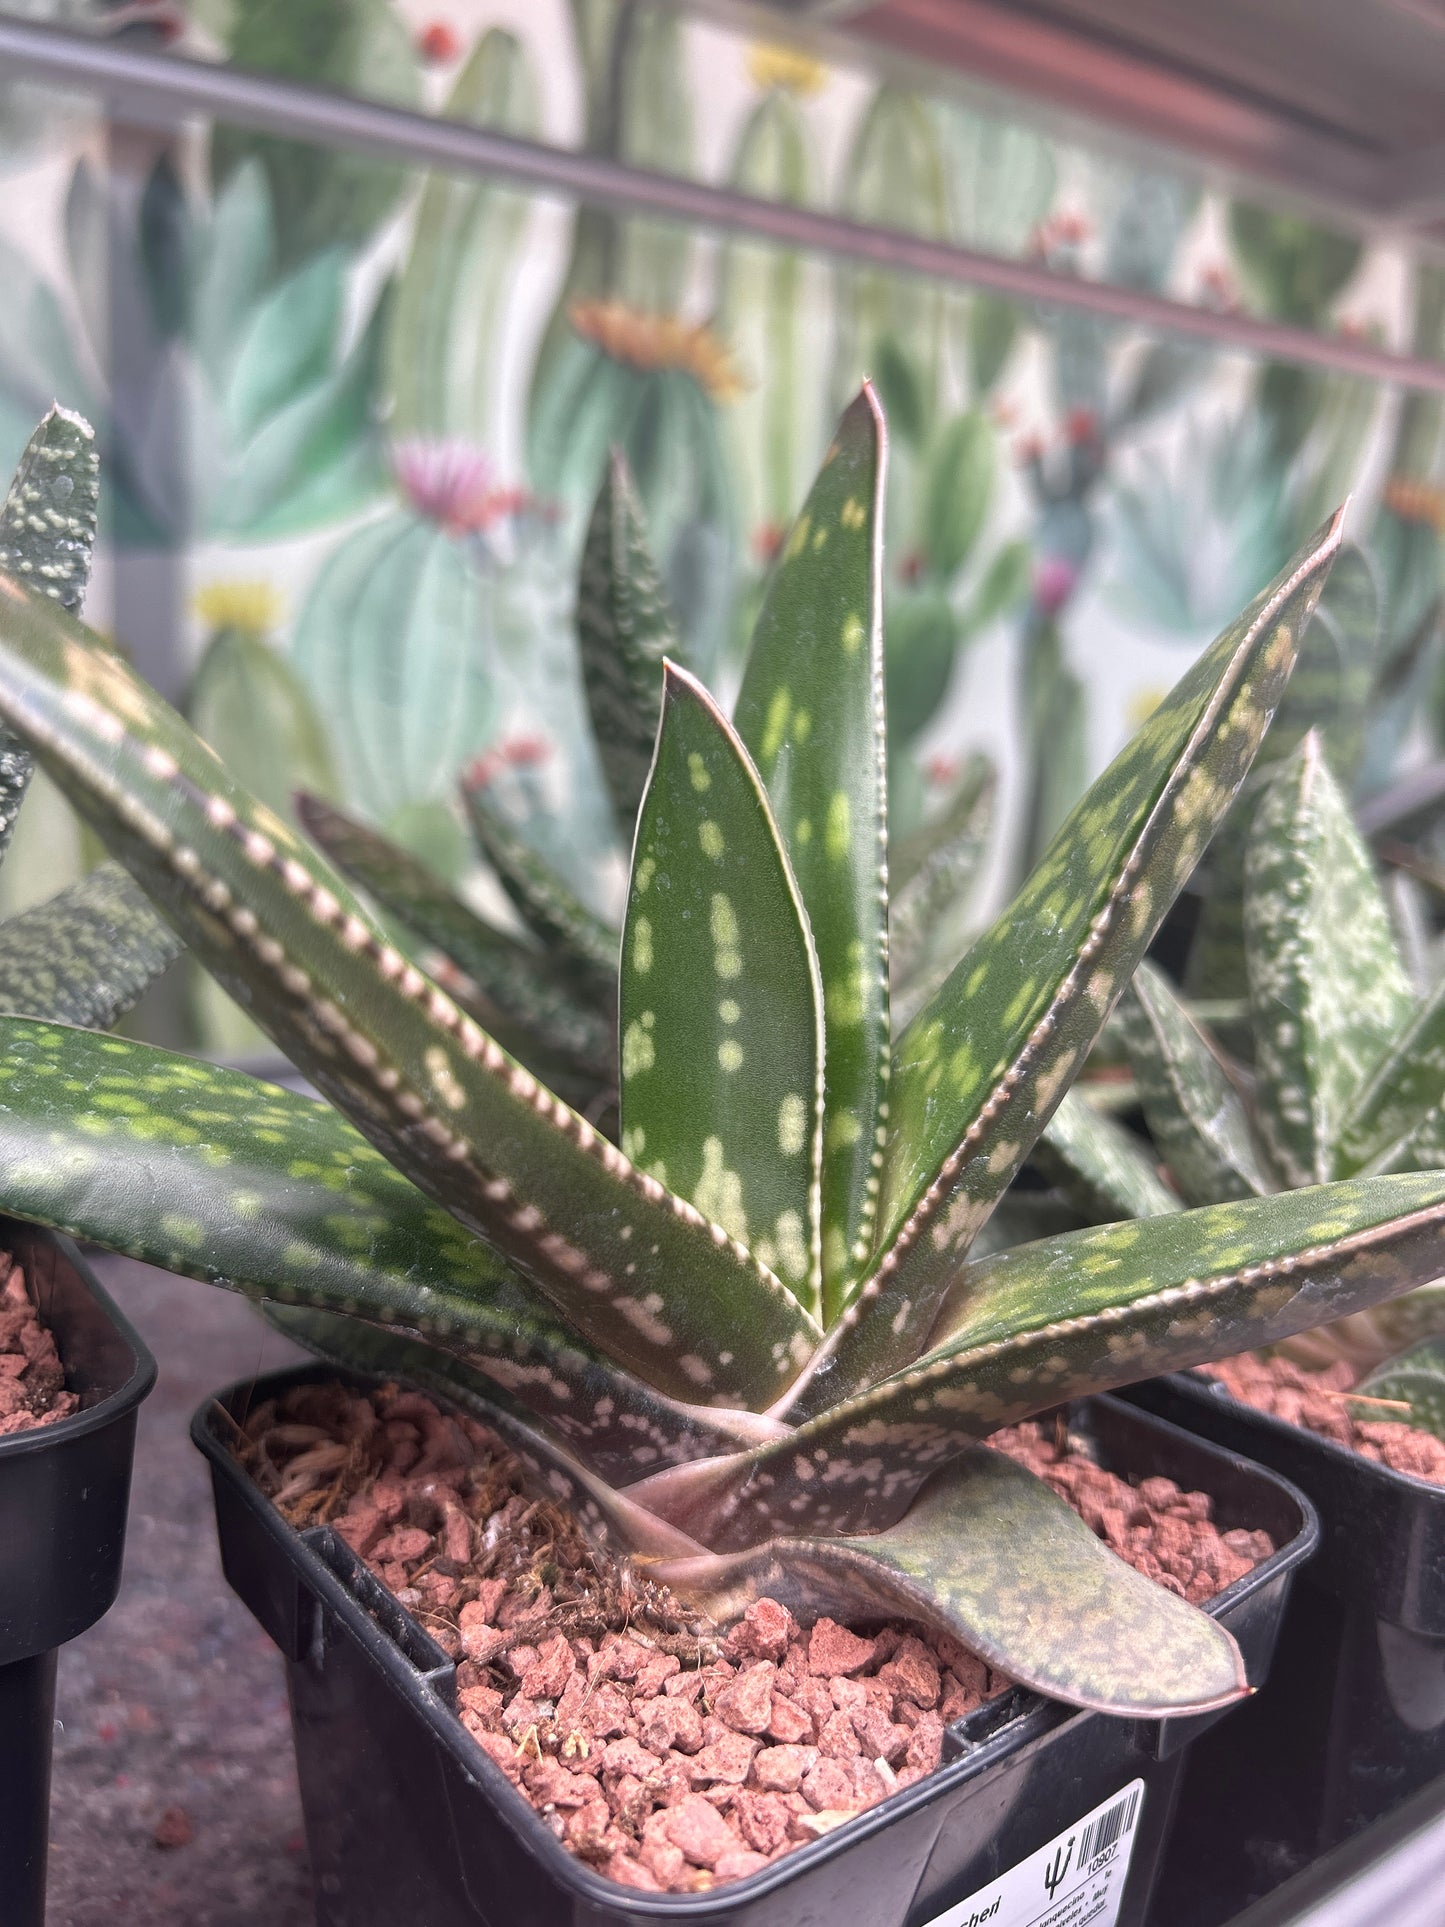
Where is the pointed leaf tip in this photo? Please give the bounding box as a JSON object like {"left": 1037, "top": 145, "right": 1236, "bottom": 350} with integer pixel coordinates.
{"left": 622, "top": 657, "right": 825, "bottom": 1316}
{"left": 735, "top": 390, "right": 890, "bottom": 1320}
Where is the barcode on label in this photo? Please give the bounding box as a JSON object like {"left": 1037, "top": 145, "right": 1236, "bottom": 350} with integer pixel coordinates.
{"left": 1077, "top": 1788, "right": 1139, "bottom": 1866}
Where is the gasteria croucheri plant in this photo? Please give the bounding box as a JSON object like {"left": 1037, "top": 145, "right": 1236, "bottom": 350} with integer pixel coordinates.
{"left": 2, "top": 390, "right": 1445, "bottom": 1725}
{"left": 1108, "top": 730, "right": 1445, "bottom": 1379}
{"left": 0, "top": 408, "right": 180, "bottom": 1026}
{"left": 292, "top": 447, "right": 996, "bottom": 1116}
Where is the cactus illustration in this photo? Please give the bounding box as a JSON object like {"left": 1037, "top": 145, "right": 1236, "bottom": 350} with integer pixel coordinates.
{"left": 717, "top": 86, "right": 824, "bottom": 557}
{"left": 0, "top": 153, "right": 387, "bottom": 544}
{"left": 187, "top": 581, "right": 338, "bottom": 821}
{"left": 938, "top": 102, "right": 1055, "bottom": 398}
{"left": 386, "top": 29, "right": 540, "bottom": 445}
{"left": 210, "top": 0, "right": 421, "bottom": 270}
{"left": 528, "top": 0, "right": 696, "bottom": 445}
{"left": 833, "top": 87, "right": 950, "bottom": 426}
{"left": 528, "top": 302, "right": 737, "bottom": 677}
{"left": 292, "top": 444, "right": 557, "bottom": 831}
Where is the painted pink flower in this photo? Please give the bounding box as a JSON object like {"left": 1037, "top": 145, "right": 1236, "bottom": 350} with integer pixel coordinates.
{"left": 392, "top": 442, "right": 556, "bottom": 536}
{"left": 417, "top": 21, "right": 462, "bottom": 63}
{"left": 463, "top": 738, "right": 553, "bottom": 792}
{"left": 1033, "top": 555, "right": 1079, "bottom": 617}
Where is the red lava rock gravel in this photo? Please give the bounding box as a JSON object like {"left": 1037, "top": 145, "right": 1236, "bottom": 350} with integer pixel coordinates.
{"left": 1205, "top": 1352, "right": 1445, "bottom": 1485}
{"left": 241, "top": 1383, "right": 1276, "bottom": 1895}
{"left": 0, "top": 1252, "right": 78, "bottom": 1436}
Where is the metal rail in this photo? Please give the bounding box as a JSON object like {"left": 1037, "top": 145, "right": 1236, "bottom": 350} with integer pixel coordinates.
{"left": 7, "top": 15, "right": 1445, "bottom": 396}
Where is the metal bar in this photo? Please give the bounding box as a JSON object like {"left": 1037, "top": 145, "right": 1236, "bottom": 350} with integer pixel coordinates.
{"left": 6, "top": 16, "right": 1445, "bottom": 396}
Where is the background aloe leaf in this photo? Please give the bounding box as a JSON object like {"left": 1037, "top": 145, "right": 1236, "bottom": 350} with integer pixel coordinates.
{"left": 297, "top": 793, "right": 613, "bottom": 1094}
{"left": 385, "top": 28, "right": 538, "bottom": 443}
{"left": 1356, "top": 1337, "right": 1445, "bottom": 1440}
{"left": 644, "top": 1173, "right": 1445, "bottom": 1545}
{"left": 734, "top": 386, "right": 889, "bottom": 1316}
{"left": 0, "top": 863, "right": 181, "bottom": 1027}
{"left": 0, "top": 406, "right": 98, "bottom": 858}
{"left": 1247, "top": 733, "right": 1415, "bottom": 1186}
{"left": 654, "top": 1445, "right": 1245, "bottom": 1717}
{"left": 577, "top": 451, "right": 679, "bottom": 836}
{"left": 620, "top": 664, "right": 825, "bottom": 1315}
{"left": 1119, "top": 959, "right": 1271, "bottom": 1204}
{"left": 1033, "top": 1088, "right": 1180, "bottom": 1222}
{"left": 462, "top": 782, "right": 620, "bottom": 984}
{"left": 0, "top": 406, "right": 97, "bottom": 615}
{"left": 889, "top": 753, "right": 996, "bottom": 992}
{"left": 0, "top": 592, "right": 818, "bottom": 1407}
{"left": 0, "top": 1014, "right": 772, "bottom": 1478}
{"left": 809, "top": 513, "right": 1344, "bottom": 1408}
{"left": 1338, "top": 968, "right": 1445, "bottom": 1176}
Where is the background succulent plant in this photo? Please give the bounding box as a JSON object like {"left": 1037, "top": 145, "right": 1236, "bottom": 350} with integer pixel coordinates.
{"left": 1065, "top": 731, "right": 1445, "bottom": 1373}
{"left": 0, "top": 407, "right": 180, "bottom": 1024}
{"left": 0, "top": 391, "right": 1441, "bottom": 1727}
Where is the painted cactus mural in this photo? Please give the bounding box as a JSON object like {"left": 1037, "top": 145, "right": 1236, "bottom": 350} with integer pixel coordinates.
{"left": 0, "top": 0, "right": 1436, "bottom": 1069}
{"left": 291, "top": 443, "right": 559, "bottom": 844}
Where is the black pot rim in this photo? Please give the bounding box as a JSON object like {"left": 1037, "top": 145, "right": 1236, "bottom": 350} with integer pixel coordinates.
{"left": 1177, "top": 1366, "right": 1445, "bottom": 1498}
{"left": 195, "top": 1363, "right": 1319, "bottom": 1918}
{"left": 0, "top": 1229, "right": 156, "bottom": 1463}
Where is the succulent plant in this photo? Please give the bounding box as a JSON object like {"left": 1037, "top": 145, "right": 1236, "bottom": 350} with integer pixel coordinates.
{"left": 1, "top": 389, "right": 1442, "bottom": 1728}
{"left": 1104, "top": 731, "right": 1445, "bottom": 1370}
{"left": 0, "top": 407, "right": 181, "bottom": 1023}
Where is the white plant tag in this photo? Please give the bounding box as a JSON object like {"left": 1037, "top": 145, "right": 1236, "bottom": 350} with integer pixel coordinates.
{"left": 921, "top": 1778, "right": 1145, "bottom": 1927}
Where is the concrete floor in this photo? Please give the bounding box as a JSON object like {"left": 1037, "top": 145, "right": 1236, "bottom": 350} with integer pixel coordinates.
{"left": 47, "top": 1257, "right": 315, "bottom": 1926}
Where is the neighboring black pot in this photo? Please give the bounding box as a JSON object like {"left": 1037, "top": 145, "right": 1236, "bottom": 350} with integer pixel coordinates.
{"left": 1127, "top": 1369, "right": 1445, "bottom": 1922}
{"left": 0, "top": 1225, "right": 156, "bottom": 1927}
{"left": 196, "top": 1366, "right": 1317, "bottom": 1927}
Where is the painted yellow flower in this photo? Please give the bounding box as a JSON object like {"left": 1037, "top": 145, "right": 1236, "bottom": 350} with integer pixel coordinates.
{"left": 568, "top": 300, "right": 746, "bottom": 404}
{"left": 193, "top": 580, "right": 282, "bottom": 636}
{"left": 746, "top": 40, "right": 829, "bottom": 97}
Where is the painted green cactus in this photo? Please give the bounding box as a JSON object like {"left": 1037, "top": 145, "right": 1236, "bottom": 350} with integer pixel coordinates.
{"left": 2, "top": 389, "right": 1443, "bottom": 1726}
{"left": 0, "top": 407, "right": 181, "bottom": 1023}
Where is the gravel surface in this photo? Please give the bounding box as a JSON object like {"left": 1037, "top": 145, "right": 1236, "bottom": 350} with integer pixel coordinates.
{"left": 46, "top": 1256, "right": 313, "bottom": 1927}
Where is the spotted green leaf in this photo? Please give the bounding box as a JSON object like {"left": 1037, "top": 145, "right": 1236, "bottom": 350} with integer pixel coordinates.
{"left": 0, "top": 588, "right": 819, "bottom": 1407}
{"left": 1246, "top": 733, "right": 1415, "bottom": 1187}
{"left": 462, "top": 781, "right": 620, "bottom": 985}
{"left": 0, "top": 862, "right": 181, "bottom": 1027}
{"left": 638, "top": 1172, "right": 1445, "bottom": 1546}
{"left": 1034, "top": 1088, "right": 1181, "bottom": 1222}
{"left": 0, "top": 1014, "right": 779, "bottom": 1479}
{"left": 806, "top": 513, "right": 1345, "bottom": 1409}
{"left": 734, "top": 386, "right": 889, "bottom": 1318}
{"left": 1355, "top": 1338, "right": 1445, "bottom": 1442}
{"left": 296, "top": 792, "right": 613, "bottom": 1094}
{"left": 654, "top": 1444, "right": 1245, "bottom": 1717}
{"left": 620, "top": 666, "right": 824, "bottom": 1315}
{"left": 0, "top": 407, "right": 100, "bottom": 860}
{"left": 577, "top": 451, "right": 678, "bottom": 836}
{"left": 1118, "top": 959, "right": 1271, "bottom": 1205}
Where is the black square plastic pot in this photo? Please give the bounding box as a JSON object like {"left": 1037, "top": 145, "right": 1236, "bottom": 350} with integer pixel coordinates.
{"left": 1125, "top": 1369, "right": 1445, "bottom": 1922}
{"left": 0, "top": 1225, "right": 156, "bottom": 1927}
{"left": 196, "top": 1365, "right": 1317, "bottom": 1927}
